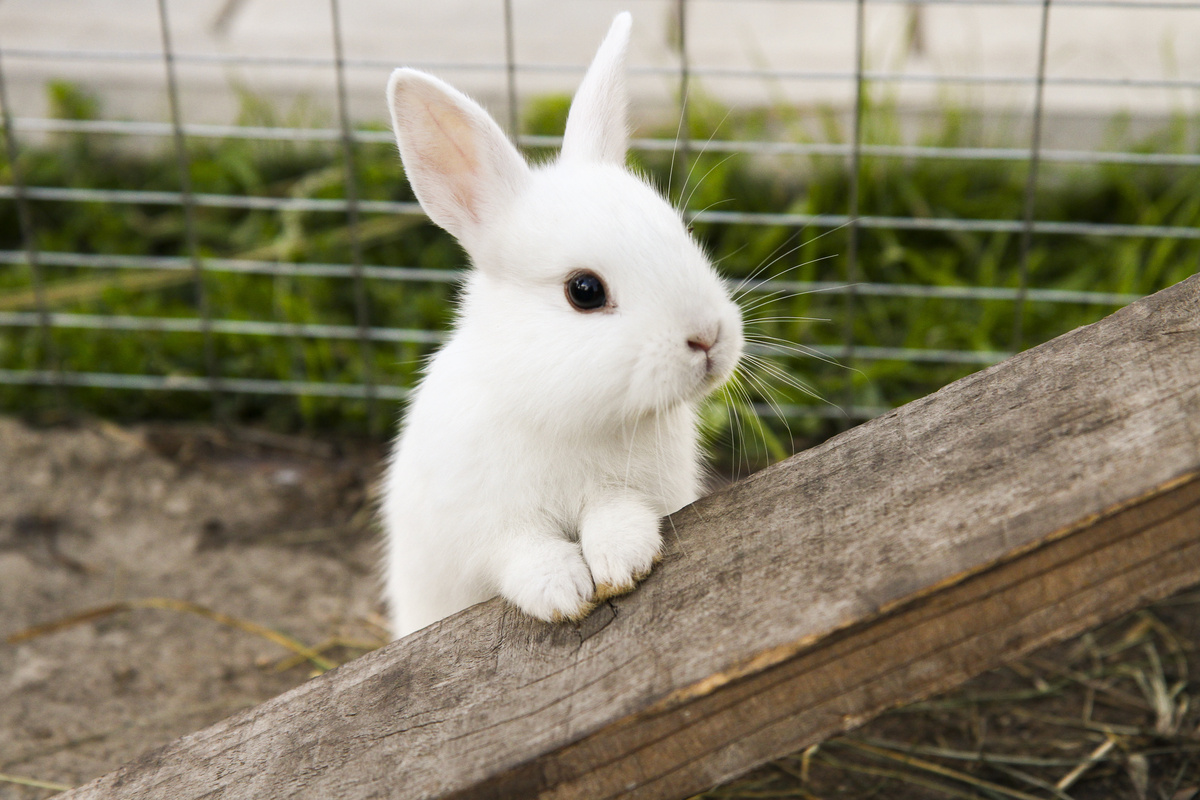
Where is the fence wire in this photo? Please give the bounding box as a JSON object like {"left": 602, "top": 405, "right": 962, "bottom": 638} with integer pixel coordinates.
{"left": 0, "top": 0, "right": 1197, "bottom": 427}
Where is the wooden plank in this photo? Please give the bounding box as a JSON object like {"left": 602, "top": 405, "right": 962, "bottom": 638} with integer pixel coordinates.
{"left": 58, "top": 273, "right": 1200, "bottom": 800}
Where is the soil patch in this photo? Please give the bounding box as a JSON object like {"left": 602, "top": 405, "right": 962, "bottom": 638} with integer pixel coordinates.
{"left": 0, "top": 417, "right": 386, "bottom": 797}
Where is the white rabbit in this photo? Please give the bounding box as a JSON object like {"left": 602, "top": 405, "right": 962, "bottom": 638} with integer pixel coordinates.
{"left": 381, "top": 12, "right": 744, "bottom": 638}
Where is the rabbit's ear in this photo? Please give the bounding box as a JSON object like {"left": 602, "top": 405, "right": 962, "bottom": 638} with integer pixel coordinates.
{"left": 560, "top": 12, "right": 632, "bottom": 166}
{"left": 388, "top": 69, "right": 529, "bottom": 247}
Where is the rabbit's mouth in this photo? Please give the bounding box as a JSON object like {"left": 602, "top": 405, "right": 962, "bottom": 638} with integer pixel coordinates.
{"left": 701, "top": 361, "right": 732, "bottom": 390}
{"left": 688, "top": 340, "right": 715, "bottom": 374}
{"left": 691, "top": 349, "right": 739, "bottom": 397}
{"left": 699, "top": 336, "right": 741, "bottom": 386}
{"left": 687, "top": 320, "right": 740, "bottom": 387}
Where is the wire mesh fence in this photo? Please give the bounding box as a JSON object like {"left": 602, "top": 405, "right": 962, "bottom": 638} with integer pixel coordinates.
{"left": 1, "top": 0, "right": 1197, "bottom": 445}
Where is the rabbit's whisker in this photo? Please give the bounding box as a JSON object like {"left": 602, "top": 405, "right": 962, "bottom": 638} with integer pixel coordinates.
{"left": 711, "top": 241, "right": 749, "bottom": 269}
{"left": 741, "top": 368, "right": 795, "bottom": 455}
{"left": 665, "top": 87, "right": 690, "bottom": 204}
{"left": 742, "top": 354, "right": 839, "bottom": 411}
{"left": 676, "top": 108, "right": 733, "bottom": 213}
{"left": 737, "top": 286, "right": 838, "bottom": 316}
{"left": 731, "top": 230, "right": 812, "bottom": 297}
{"left": 745, "top": 335, "right": 859, "bottom": 373}
{"left": 721, "top": 379, "right": 744, "bottom": 480}
{"left": 733, "top": 374, "right": 770, "bottom": 478}
{"left": 690, "top": 197, "right": 734, "bottom": 218}
{"left": 735, "top": 372, "right": 776, "bottom": 471}
{"left": 745, "top": 314, "right": 832, "bottom": 325}
{"left": 732, "top": 254, "right": 841, "bottom": 302}
{"left": 730, "top": 220, "right": 852, "bottom": 297}
{"left": 681, "top": 153, "right": 737, "bottom": 219}
{"left": 722, "top": 377, "right": 754, "bottom": 480}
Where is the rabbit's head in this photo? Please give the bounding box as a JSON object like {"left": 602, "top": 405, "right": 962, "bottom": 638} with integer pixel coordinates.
{"left": 387, "top": 13, "right": 742, "bottom": 432}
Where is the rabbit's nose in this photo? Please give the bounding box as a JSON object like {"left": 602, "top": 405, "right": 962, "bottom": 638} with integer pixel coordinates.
{"left": 688, "top": 336, "right": 714, "bottom": 354}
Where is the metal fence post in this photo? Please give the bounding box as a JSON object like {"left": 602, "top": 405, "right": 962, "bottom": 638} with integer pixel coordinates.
{"left": 1012, "top": 0, "right": 1053, "bottom": 353}
{"left": 330, "top": 0, "right": 379, "bottom": 434}
{"left": 503, "top": 0, "right": 520, "bottom": 139}
{"left": 157, "top": 0, "right": 221, "bottom": 415}
{"left": 840, "top": 0, "right": 867, "bottom": 425}
{"left": 0, "top": 42, "right": 61, "bottom": 409}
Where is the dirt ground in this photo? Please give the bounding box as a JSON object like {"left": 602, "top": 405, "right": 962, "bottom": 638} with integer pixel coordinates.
{"left": 0, "top": 416, "right": 388, "bottom": 798}
{"left": 1, "top": 415, "right": 1196, "bottom": 799}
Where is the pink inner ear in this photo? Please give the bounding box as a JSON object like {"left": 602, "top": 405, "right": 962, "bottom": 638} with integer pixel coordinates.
{"left": 388, "top": 68, "right": 529, "bottom": 252}
{"left": 420, "top": 100, "right": 483, "bottom": 225}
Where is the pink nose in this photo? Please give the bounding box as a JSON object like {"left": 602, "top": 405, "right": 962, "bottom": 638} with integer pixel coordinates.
{"left": 688, "top": 336, "right": 714, "bottom": 354}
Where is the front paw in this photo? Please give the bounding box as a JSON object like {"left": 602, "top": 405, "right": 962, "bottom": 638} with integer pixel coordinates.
{"left": 581, "top": 496, "right": 662, "bottom": 601}
{"left": 499, "top": 538, "right": 596, "bottom": 623}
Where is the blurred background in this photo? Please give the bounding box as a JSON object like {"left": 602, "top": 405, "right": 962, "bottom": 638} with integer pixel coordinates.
{"left": 2, "top": 0, "right": 1198, "bottom": 468}
{"left": 2, "top": 4, "right": 1199, "bottom": 798}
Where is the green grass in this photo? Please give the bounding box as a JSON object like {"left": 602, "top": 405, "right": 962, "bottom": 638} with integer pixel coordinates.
{"left": 2, "top": 82, "right": 1198, "bottom": 460}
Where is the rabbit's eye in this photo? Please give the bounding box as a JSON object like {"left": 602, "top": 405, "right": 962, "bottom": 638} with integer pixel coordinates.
{"left": 565, "top": 271, "right": 608, "bottom": 312}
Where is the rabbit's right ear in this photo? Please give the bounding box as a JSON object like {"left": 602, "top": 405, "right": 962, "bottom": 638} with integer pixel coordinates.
{"left": 388, "top": 69, "right": 529, "bottom": 249}
{"left": 560, "top": 12, "right": 632, "bottom": 166}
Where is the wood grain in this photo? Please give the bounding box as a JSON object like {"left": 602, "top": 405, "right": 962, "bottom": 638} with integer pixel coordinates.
{"left": 58, "top": 273, "right": 1200, "bottom": 800}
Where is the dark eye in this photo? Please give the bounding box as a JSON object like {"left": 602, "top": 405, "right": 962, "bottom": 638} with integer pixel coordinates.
{"left": 565, "top": 271, "right": 608, "bottom": 312}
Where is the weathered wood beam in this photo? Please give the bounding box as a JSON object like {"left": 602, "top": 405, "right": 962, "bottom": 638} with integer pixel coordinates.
{"left": 59, "top": 274, "right": 1200, "bottom": 800}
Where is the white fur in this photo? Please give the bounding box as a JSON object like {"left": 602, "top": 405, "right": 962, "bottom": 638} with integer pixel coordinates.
{"left": 381, "top": 12, "right": 744, "bottom": 638}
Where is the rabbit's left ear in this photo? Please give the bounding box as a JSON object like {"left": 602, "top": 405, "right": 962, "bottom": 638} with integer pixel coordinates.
{"left": 387, "top": 68, "right": 529, "bottom": 251}
{"left": 560, "top": 12, "right": 632, "bottom": 166}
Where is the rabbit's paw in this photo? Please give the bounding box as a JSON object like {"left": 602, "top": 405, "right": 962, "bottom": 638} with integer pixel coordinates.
{"left": 581, "top": 495, "right": 662, "bottom": 602}
{"left": 499, "top": 537, "right": 596, "bottom": 623}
